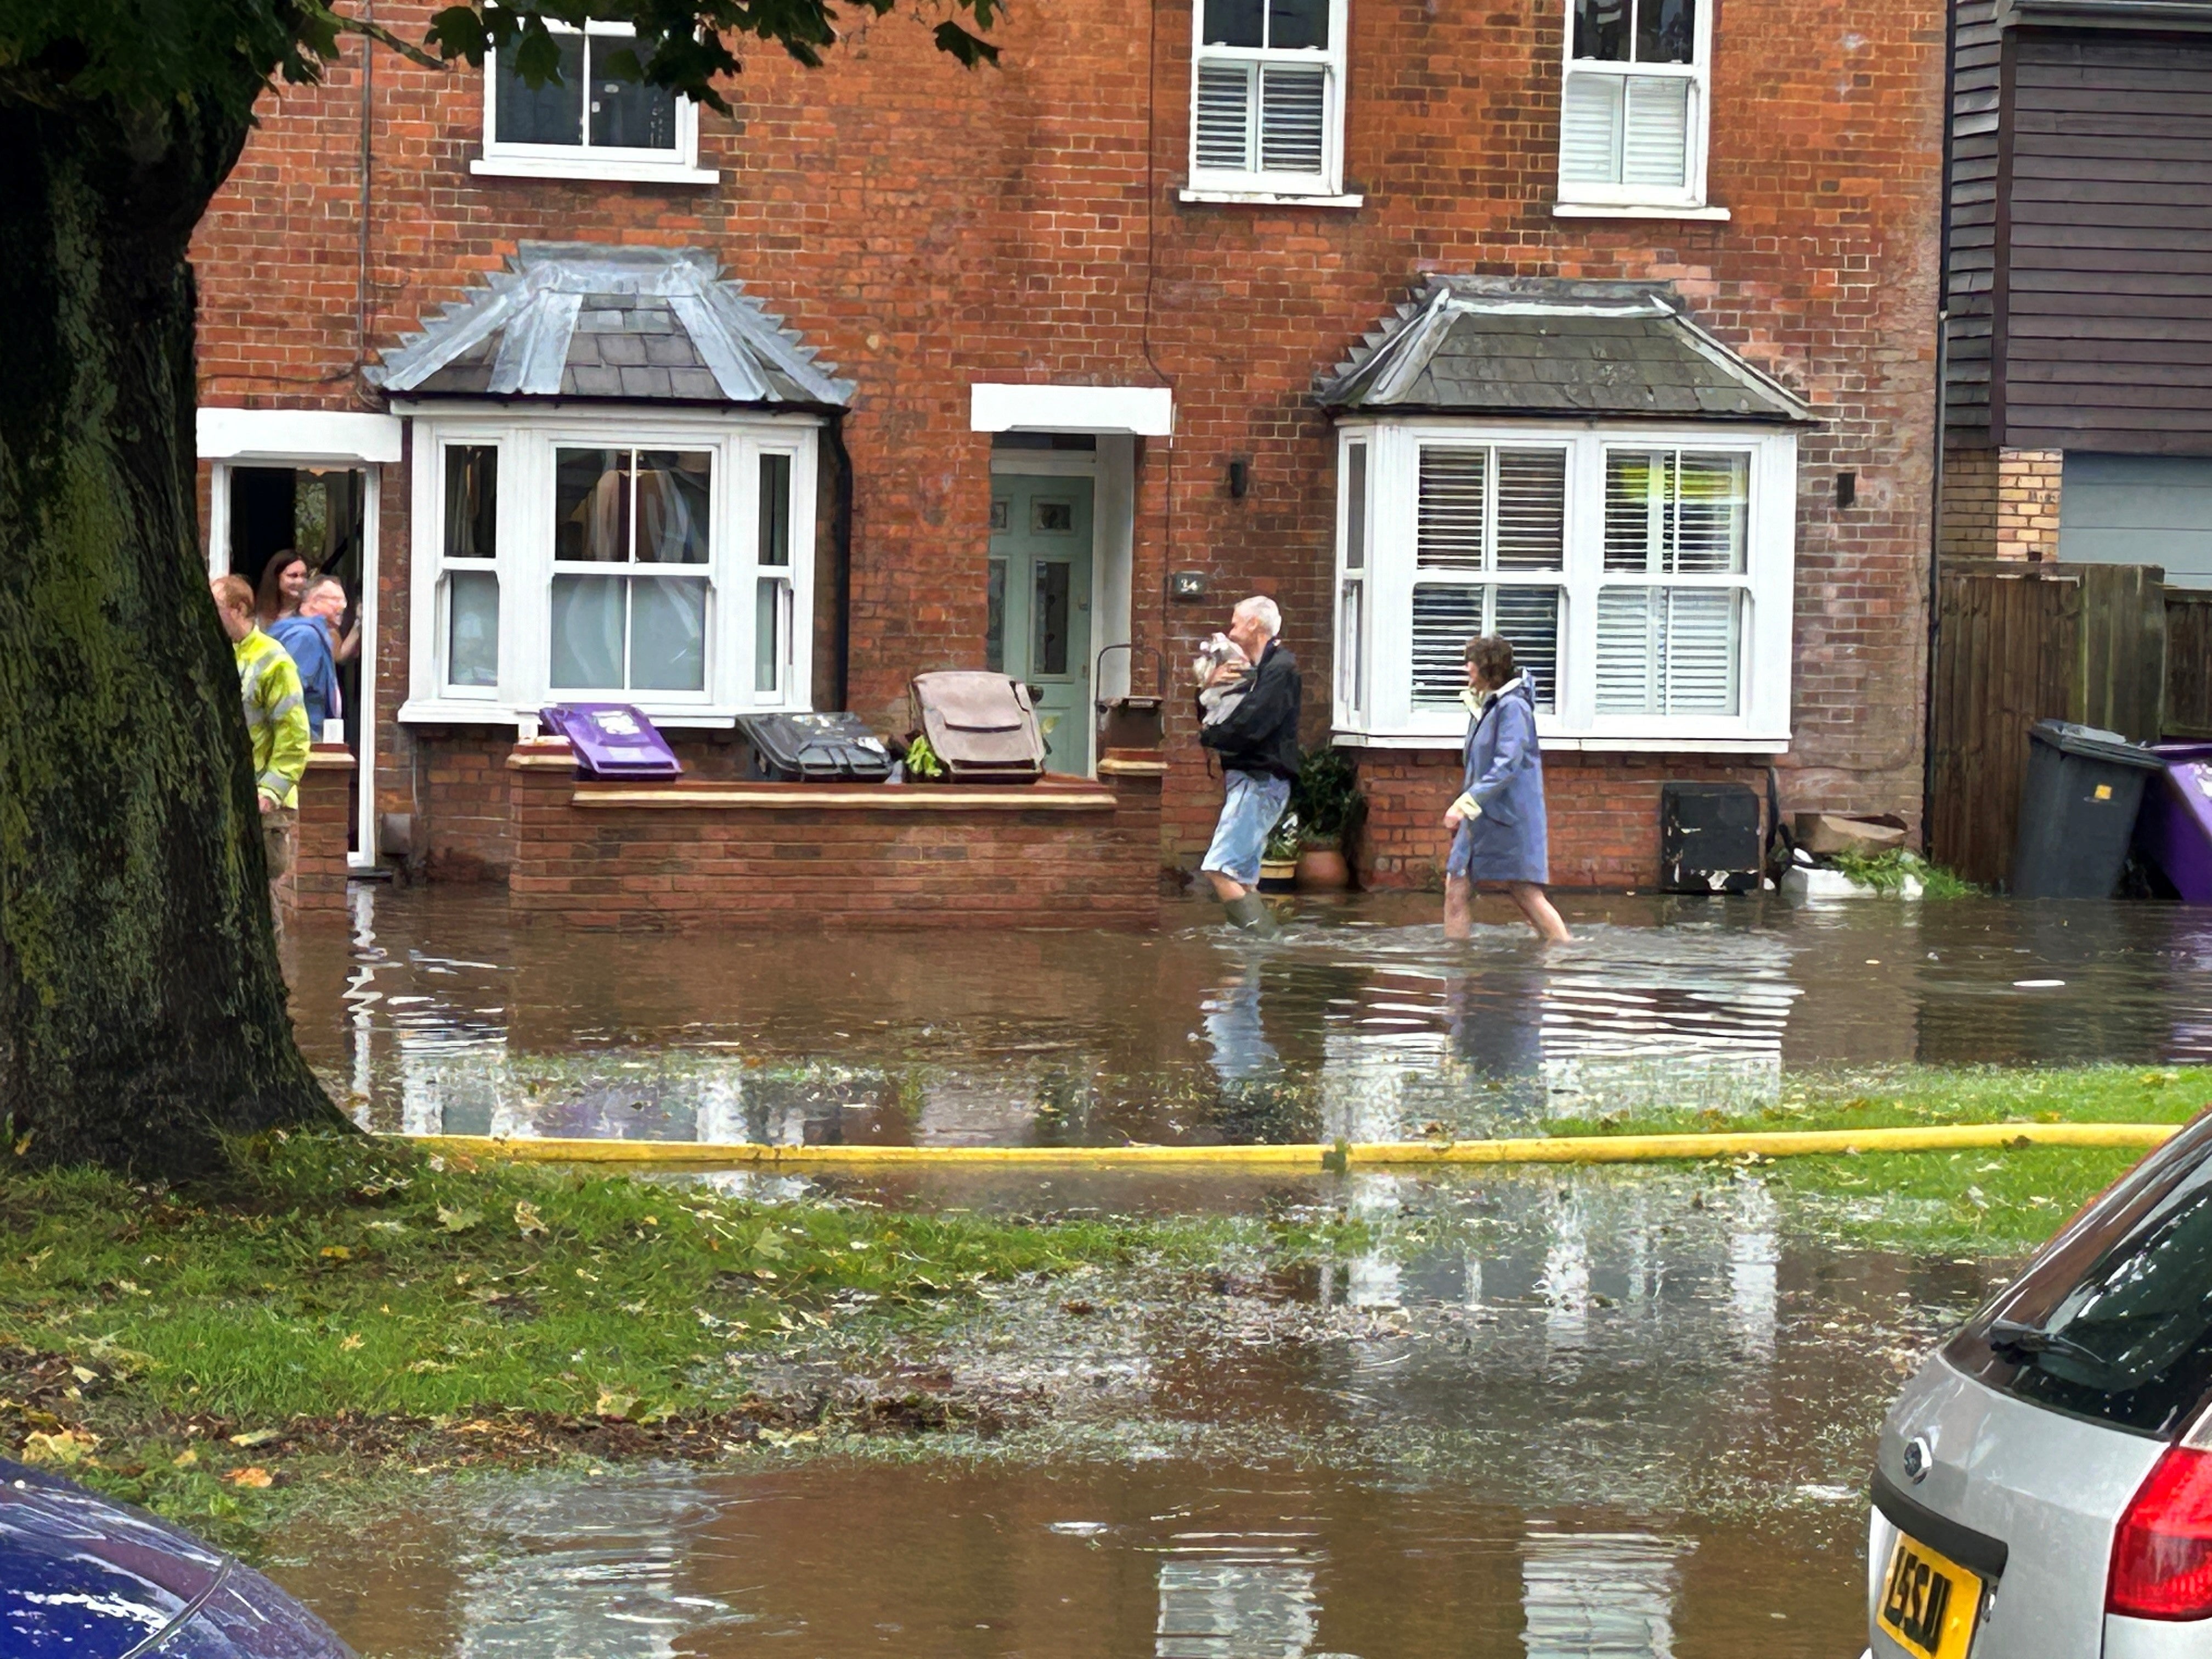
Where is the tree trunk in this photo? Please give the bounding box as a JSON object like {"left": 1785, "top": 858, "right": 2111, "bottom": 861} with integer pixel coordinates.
{"left": 0, "top": 94, "right": 350, "bottom": 1177}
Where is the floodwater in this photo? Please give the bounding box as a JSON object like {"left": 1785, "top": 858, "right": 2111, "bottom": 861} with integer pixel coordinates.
{"left": 267, "top": 1164, "right": 1991, "bottom": 1657}
{"left": 290, "top": 885, "right": 2212, "bottom": 1147}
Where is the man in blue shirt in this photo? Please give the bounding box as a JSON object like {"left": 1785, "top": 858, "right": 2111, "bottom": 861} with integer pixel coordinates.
{"left": 269, "top": 577, "right": 343, "bottom": 740}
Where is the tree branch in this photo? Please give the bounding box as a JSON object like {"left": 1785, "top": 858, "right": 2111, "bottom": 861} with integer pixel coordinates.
{"left": 313, "top": 3, "right": 447, "bottom": 71}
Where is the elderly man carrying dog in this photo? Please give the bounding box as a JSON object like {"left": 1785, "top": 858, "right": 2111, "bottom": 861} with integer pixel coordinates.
{"left": 1196, "top": 595, "right": 1301, "bottom": 935}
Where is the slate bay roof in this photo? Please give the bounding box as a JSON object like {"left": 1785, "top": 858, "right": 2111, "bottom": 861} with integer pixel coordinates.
{"left": 374, "top": 244, "right": 853, "bottom": 408}
{"left": 1316, "top": 276, "right": 1816, "bottom": 424}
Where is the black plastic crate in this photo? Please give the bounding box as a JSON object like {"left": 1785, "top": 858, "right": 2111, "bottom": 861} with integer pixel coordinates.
{"left": 1660, "top": 782, "right": 1763, "bottom": 894}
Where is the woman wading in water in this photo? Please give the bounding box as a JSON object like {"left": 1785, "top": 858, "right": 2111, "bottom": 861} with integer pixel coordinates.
{"left": 1443, "top": 635, "right": 1572, "bottom": 944}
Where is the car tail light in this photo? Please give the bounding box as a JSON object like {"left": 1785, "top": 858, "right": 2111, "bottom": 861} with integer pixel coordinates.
{"left": 2111, "top": 1444, "right": 2212, "bottom": 1619}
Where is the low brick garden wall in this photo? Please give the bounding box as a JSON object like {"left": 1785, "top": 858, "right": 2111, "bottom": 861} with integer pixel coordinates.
{"left": 1352, "top": 749, "right": 1773, "bottom": 890}
{"left": 504, "top": 738, "right": 1166, "bottom": 929}
{"left": 281, "top": 744, "right": 354, "bottom": 916}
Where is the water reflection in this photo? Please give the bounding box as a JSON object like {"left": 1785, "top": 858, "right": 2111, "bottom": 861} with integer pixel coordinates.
{"left": 1521, "top": 1531, "right": 1689, "bottom": 1659}
{"left": 1154, "top": 1533, "right": 1322, "bottom": 1659}
{"left": 287, "top": 887, "right": 2212, "bottom": 1150}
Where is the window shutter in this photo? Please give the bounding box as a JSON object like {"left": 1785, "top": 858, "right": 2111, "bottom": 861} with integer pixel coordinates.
{"left": 1418, "top": 448, "right": 1487, "bottom": 569}
{"left": 1195, "top": 62, "right": 1257, "bottom": 173}
{"left": 1559, "top": 74, "right": 1622, "bottom": 184}
{"left": 1496, "top": 449, "right": 1568, "bottom": 569}
{"left": 1621, "top": 76, "right": 1690, "bottom": 189}
{"left": 1660, "top": 588, "right": 1740, "bottom": 713}
{"left": 1492, "top": 588, "right": 1562, "bottom": 712}
{"left": 1673, "top": 452, "right": 1748, "bottom": 573}
{"left": 1258, "top": 64, "right": 1329, "bottom": 175}
{"left": 1596, "top": 586, "right": 1741, "bottom": 715}
{"left": 1411, "top": 586, "right": 1485, "bottom": 708}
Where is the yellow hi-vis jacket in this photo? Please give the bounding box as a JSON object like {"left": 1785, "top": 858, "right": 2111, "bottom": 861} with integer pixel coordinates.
{"left": 234, "top": 627, "right": 311, "bottom": 810}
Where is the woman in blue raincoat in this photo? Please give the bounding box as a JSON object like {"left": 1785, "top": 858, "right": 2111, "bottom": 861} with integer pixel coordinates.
{"left": 1443, "top": 635, "right": 1573, "bottom": 943}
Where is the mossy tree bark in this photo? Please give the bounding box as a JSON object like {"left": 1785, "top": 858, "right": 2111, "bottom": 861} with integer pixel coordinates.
{"left": 0, "top": 92, "right": 349, "bottom": 1177}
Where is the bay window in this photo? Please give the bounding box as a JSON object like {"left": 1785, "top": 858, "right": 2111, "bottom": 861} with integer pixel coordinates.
{"left": 1558, "top": 0, "right": 1712, "bottom": 212}
{"left": 1188, "top": 0, "right": 1349, "bottom": 199}
{"left": 403, "top": 410, "right": 818, "bottom": 726}
{"left": 1333, "top": 421, "right": 1795, "bottom": 749}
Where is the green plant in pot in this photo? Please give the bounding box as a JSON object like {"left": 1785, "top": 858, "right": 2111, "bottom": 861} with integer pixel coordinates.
{"left": 1290, "top": 748, "right": 1363, "bottom": 890}
{"left": 1258, "top": 809, "right": 1302, "bottom": 892}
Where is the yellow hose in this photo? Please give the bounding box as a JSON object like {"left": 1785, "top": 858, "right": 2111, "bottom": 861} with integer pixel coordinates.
{"left": 405, "top": 1120, "right": 2178, "bottom": 1170}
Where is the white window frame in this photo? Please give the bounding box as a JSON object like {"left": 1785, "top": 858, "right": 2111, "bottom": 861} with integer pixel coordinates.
{"left": 1554, "top": 0, "right": 1714, "bottom": 215}
{"left": 474, "top": 18, "right": 714, "bottom": 185}
{"left": 398, "top": 403, "right": 820, "bottom": 729}
{"left": 1184, "top": 0, "right": 1351, "bottom": 201}
{"left": 1332, "top": 418, "right": 1796, "bottom": 752}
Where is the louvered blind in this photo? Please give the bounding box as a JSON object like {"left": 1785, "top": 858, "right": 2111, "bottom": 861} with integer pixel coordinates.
{"left": 1412, "top": 586, "right": 1561, "bottom": 712}
{"left": 1418, "top": 447, "right": 1566, "bottom": 570}
{"left": 1193, "top": 60, "right": 1329, "bottom": 178}
{"left": 1594, "top": 586, "right": 1740, "bottom": 715}
{"left": 1604, "top": 449, "right": 1747, "bottom": 573}
{"left": 1559, "top": 72, "right": 1691, "bottom": 190}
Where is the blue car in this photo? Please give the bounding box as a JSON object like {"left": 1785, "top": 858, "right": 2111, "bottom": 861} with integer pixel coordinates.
{"left": 0, "top": 1458, "right": 352, "bottom": 1657}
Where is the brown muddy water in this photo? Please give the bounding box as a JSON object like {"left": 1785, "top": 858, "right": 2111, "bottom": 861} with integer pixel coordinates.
{"left": 259, "top": 888, "right": 2195, "bottom": 1654}
{"left": 290, "top": 887, "right": 2212, "bottom": 1147}
{"left": 266, "top": 1161, "right": 1988, "bottom": 1657}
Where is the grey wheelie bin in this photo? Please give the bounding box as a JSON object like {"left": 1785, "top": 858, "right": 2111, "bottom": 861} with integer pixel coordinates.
{"left": 2010, "top": 720, "right": 2166, "bottom": 898}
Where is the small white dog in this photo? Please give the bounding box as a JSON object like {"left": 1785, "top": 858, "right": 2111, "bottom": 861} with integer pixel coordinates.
{"left": 1194, "top": 633, "right": 1253, "bottom": 727}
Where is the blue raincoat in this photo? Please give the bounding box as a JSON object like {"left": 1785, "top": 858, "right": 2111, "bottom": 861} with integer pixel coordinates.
{"left": 1446, "top": 675, "right": 1550, "bottom": 885}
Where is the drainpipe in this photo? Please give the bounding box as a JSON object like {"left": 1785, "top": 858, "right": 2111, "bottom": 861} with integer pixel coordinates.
{"left": 826, "top": 414, "right": 855, "bottom": 712}
{"left": 1922, "top": 0, "right": 1960, "bottom": 853}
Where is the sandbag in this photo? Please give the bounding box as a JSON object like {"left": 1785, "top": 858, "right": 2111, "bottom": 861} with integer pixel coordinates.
{"left": 909, "top": 672, "right": 1046, "bottom": 783}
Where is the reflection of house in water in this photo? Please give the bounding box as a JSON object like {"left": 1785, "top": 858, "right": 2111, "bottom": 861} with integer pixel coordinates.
{"left": 455, "top": 1476, "right": 734, "bottom": 1657}
{"left": 1155, "top": 1532, "right": 1323, "bottom": 1659}
{"left": 1316, "top": 933, "right": 1798, "bottom": 1139}
{"left": 1520, "top": 1531, "right": 1689, "bottom": 1658}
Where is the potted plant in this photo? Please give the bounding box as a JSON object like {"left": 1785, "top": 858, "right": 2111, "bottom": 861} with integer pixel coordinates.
{"left": 1260, "top": 810, "right": 1302, "bottom": 893}
{"left": 1291, "top": 748, "right": 1362, "bottom": 890}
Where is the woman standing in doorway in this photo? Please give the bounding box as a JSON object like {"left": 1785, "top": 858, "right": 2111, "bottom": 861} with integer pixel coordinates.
{"left": 1443, "top": 635, "right": 1572, "bottom": 944}
{"left": 256, "top": 549, "right": 309, "bottom": 627}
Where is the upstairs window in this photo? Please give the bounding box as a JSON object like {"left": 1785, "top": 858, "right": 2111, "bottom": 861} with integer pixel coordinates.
{"left": 478, "top": 19, "right": 712, "bottom": 184}
{"left": 1558, "top": 0, "right": 1711, "bottom": 211}
{"left": 1189, "top": 0, "right": 1348, "bottom": 198}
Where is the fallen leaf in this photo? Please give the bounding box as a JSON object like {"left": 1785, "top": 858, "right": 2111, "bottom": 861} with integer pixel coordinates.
{"left": 407, "top": 1359, "right": 454, "bottom": 1374}
{"left": 436, "top": 1206, "right": 482, "bottom": 1235}
{"left": 172, "top": 1448, "right": 198, "bottom": 1469}
{"left": 319, "top": 1245, "right": 352, "bottom": 1261}
{"left": 229, "top": 1429, "right": 280, "bottom": 1448}
{"left": 20, "top": 1430, "right": 99, "bottom": 1466}
{"left": 340, "top": 1334, "right": 364, "bottom": 1352}
{"left": 225, "top": 1466, "right": 274, "bottom": 1489}
{"left": 595, "top": 1389, "right": 638, "bottom": 1420}
{"left": 514, "top": 1200, "right": 549, "bottom": 1238}
{"left": 69, "top": 1365, "right": 98, "bottom": 1385}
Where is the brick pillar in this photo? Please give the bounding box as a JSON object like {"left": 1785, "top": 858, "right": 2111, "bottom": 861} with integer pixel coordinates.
{"left": 1995, "top": 447, "right": 2064, "bottom": 562}
{"left": 1098, "top": 755, "right": 1168, "bottom": 924}
{"left": 284, "top": 744, "right": 356, "bottom": 915}
{"left": 506, "top": 736, "right": 580, "bottom": 917}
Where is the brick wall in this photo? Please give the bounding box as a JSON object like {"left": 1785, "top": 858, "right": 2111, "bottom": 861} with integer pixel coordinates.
{"left": 278, "top": 747, "right": 356, "bottom": 915}
{"left": 1995, "top": 447, "right": 2065, "bottom": 563}
{"left": 506, "top": 742, "right": 1164, "bottom": 928}
{"left": 1353, "top": 751, "right": 1770, "bottom": 891}
{"left": 1940, "top": 443, "right": 1999, "bottom": 560}
{"left": 189, "top": 0, "right": 1945, "bottom": 882}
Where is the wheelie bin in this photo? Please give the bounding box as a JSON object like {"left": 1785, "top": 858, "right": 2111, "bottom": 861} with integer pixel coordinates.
{"left": 2135, "top": 742, "right": 2212, "bottom": 903}
{"left": 2010, "top": 720, "right": 2165, "bottom": 898}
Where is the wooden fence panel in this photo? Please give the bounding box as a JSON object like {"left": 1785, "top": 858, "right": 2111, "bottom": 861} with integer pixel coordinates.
{"left": 1929, "top": 564, "right": 2080, "bottom": 887}
{"left": 2168, "top": 593, "right": 2212, "bottom": 740}
{"left": 2072, "top": 564, "right": 2167, "bottom": 742}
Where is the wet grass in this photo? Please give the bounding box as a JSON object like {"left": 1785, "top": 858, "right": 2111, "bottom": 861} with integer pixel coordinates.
{"left": 1551, "top": 1063, "right": 2210, "bottom": 1137}
{"left": 0, "top": 1134, "right": 1351, "bottom": 1544}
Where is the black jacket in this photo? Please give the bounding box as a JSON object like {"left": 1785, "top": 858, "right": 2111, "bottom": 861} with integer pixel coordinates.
{"left": 1198, "top": 640, "right": 1301, "bottom": 780}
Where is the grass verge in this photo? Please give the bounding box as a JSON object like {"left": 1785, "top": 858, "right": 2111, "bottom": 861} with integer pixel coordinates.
{"left": 0, "top": 1134, "right": 1344, "bottom": 1547}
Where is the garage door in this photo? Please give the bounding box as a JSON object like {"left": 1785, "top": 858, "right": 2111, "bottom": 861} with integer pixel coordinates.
{"left": 2059, "top": 452, "right": 2212, "bottom": 589}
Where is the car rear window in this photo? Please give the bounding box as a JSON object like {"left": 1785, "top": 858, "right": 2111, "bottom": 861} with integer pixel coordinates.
{"left": 1946, "top": 1110, "right": 2212, "bottom": 1437}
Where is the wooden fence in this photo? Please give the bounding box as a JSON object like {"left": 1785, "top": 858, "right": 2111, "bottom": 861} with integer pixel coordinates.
{"left": 2168, "top": 591, "right": 2212, "bottom": 741}
{"left": 1928, "top": 561, "right": 2167, "bottom": 888}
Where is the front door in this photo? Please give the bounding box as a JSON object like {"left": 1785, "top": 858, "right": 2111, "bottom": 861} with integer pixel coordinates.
{"left": 988, "top": 475, "right": 1094, "bottom": 775}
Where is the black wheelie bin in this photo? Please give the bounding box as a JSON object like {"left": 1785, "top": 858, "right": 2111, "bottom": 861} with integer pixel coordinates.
{"left": 2010, "top": 720, "right": 2167, "bottom": 898}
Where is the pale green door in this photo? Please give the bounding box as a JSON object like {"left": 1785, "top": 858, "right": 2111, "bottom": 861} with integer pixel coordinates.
{"left": 987, "top": 475, "right": 1094, "bottom": 775}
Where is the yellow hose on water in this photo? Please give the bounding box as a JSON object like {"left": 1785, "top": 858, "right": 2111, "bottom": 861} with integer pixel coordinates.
{"left": 403, "top": 1120, "right": 2177, "bottom": 1170}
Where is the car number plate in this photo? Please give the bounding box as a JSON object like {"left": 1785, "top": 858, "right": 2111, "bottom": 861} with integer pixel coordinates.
{"left": 1880, "top": 1531, "right": 1983, "bottom": 1659}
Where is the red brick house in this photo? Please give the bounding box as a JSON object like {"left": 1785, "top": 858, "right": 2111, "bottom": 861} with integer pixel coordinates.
{"left": 190, "top": 0, "right": 1945, "bottom": 891}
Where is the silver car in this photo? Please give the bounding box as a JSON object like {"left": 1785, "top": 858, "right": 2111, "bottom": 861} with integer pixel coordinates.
{"left": 1867, "top": 1110, "right": 2212, "bottom": 1659}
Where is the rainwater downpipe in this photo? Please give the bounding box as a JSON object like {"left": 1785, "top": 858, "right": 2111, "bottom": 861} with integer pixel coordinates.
{"left": 357, "top": 0, "right": 376, "bottom": 392}
{"left": 1921, "top": 0, "right": 1959, "bottom": 853}
{"left": 1141, "top": 0, "right": 1180, "bottom": 662}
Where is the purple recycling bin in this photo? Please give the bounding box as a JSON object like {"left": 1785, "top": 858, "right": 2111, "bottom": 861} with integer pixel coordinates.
{"left": 2137, "top": 743, "right": 2212, "bottom": 903}
{"left": 540, "top": 704, "right": 684, "bottom": 780}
